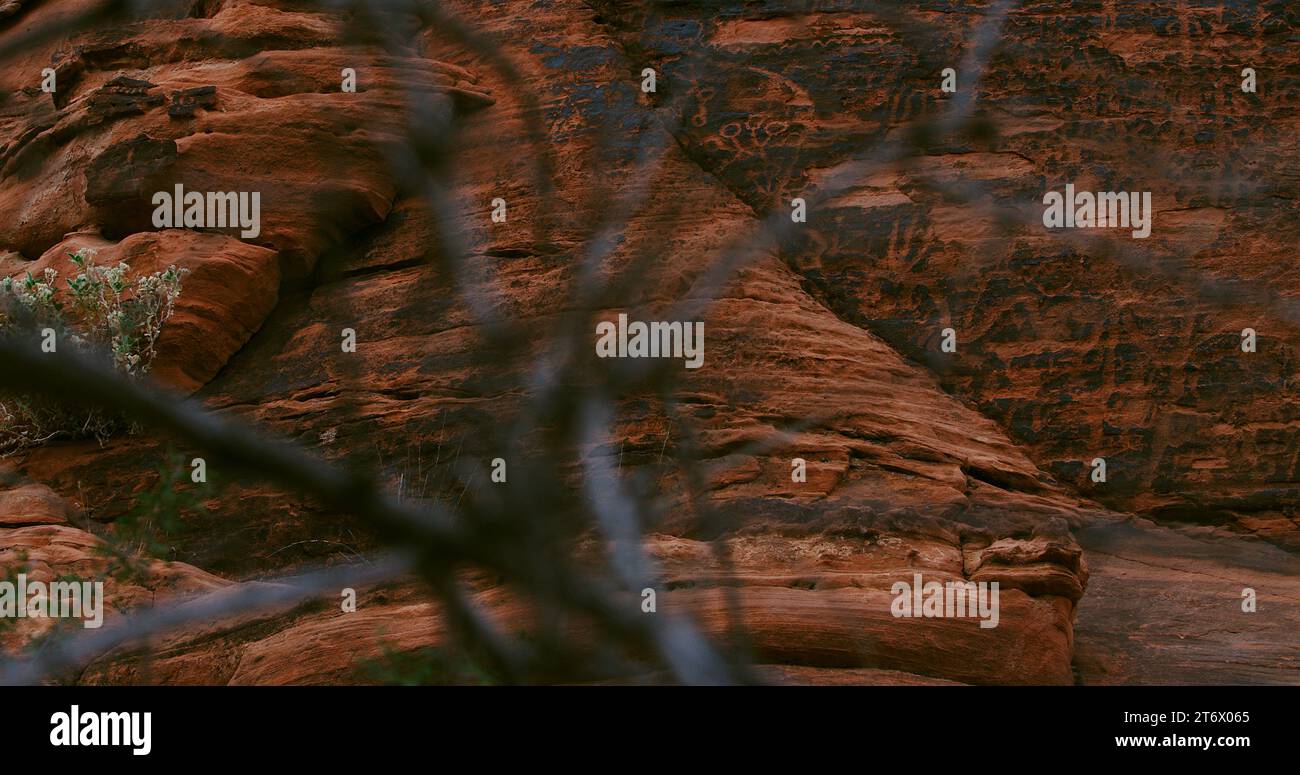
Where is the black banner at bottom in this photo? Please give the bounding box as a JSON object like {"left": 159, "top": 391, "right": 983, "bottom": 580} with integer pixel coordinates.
{"left": 1, "top": 685, "right": 1284, "bottom": 763}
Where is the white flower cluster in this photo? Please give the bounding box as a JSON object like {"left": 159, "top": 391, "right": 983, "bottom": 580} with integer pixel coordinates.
{"left": 0, "top": 248, "right": 188, "bottom": 452}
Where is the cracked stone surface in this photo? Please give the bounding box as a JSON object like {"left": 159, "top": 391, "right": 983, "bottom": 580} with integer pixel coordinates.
{"left": 1, "top": 0, "right": 1296, "bottom": 684}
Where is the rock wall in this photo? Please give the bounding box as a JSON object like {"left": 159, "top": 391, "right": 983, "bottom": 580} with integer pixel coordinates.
{"left": 0, "top": 0, "right": 1296, "bottom": 684}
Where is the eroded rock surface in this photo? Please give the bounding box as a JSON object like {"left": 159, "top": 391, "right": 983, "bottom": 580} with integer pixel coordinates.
{"left": 599, "top": 0, "right": 1300, "bottom": 546}
{"left": 1, "top": 0, "right": 1295, "bottom": 684}
{"left": 0, "top": 482, "right": 228, "bottom": 654}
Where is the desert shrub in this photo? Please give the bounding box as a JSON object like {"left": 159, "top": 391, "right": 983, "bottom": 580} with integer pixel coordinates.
{"left": 356, "top": 643, "right": 496, "bottom": 686}
{"left": 0, "top": 249, "right": 186, "bottom": 453}
{"left": 86, "top": 448, "right": 211, "bottom": 579}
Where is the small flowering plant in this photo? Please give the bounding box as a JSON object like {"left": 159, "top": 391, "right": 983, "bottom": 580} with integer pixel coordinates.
{"left": 0, "top": 249, "right": 187, "bottom": 452}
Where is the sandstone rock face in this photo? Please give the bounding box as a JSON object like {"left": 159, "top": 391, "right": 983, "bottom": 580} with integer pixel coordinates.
{"left": 1, "top": 0, "right": 494, "bottom": 391}
{"left": 0, "top": 482, "right": 228, "bottom": 654}
{"left": 1, "top": 0, "right": 1296, "bottom": 684}
{"left": 0, "top": 230, "right": 280, "bottom": 393}
{"left": 603, "top": 0, "right": 1300, "bottom": 548}
{"left": 0, "top": 483, "right": 72, "bottom": 527}
{"left": 1073, "top": 519, "right": 1300, "bottom": 685}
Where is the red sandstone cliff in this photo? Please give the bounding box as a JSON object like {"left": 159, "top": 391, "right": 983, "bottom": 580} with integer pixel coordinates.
{"left": 0, "top": 0, "right": 1297, "bottom": 684}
